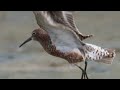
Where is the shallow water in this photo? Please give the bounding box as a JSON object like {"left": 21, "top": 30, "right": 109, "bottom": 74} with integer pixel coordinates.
{"left": 0, "top": 11, "right": 120, "bottom": 79}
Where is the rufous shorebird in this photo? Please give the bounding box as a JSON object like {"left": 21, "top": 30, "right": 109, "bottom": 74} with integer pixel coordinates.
{"left": 19, "top": 28, "right": 116, "bottom": 79}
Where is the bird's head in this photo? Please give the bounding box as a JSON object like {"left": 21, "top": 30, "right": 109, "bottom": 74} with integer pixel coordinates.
{"left": 19, "top": 28, "right": 47, "bottom": 48}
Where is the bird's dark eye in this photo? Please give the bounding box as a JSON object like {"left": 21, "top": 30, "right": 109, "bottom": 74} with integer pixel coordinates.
{"left": 32, "top": 32, "right": 36, "bottom": 35}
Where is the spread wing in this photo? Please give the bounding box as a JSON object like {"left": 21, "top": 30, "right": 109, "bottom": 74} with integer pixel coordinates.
{"left": 48, "top": 11, "right": 81, "bottom": 34}
{"left": 64, "top": 11, "right": 81, "bottom": 32}
{"left": 33, "top": 11, "right": 93, "bottom": 41}
{"left": 62, "top": 12, "right": 93, "bottom": 40}
{"left": 45, "top": 26, "right": 84, "bottom": 49}
{"left": 33, "top": 11, "right": 85, "bottom": 51}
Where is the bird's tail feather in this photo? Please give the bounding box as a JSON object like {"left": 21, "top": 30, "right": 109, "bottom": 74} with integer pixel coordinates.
{"left": 84, "top": 43, "right": 116, "bottom": 64}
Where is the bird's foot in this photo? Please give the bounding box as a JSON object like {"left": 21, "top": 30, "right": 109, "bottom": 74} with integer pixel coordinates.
{"left": 81, "top": 71, "right": 89, "bottom": 79}
{"left": 74, "top": 64, "right": 89, "bottom": 79}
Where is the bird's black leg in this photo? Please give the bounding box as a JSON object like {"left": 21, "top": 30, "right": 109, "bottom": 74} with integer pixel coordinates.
{"left": 81, "top": 71, "right": 84, "bottom": 79}
{"left": 74, "top": 64, "right": 88, "bottom": 79}
{"left": 81, "top": 61, "right": 88, "bottom": 79}
{"left": 84, "top": 61, "right": 89, "bottom": 79}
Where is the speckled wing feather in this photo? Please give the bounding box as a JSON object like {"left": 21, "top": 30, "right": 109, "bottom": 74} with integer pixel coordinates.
{"left": 48, "top": 11, "right": 80, "bottom": 32}
{"left": 33, "top": 11, "right": 93, "bottom": 41}
{"left": 64, "top": 12, "right": 79, "bottom": 30}
{"left": 48, "top": 11, "right": 93, "bottom": 40}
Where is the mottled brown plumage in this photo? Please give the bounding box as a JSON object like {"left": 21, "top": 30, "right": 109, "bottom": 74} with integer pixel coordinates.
{"left": 26, "top": 29, "right": 85, "bottom": 64}
{"left": 19, "top": 28, "right": 89, "bottom": 79}
{"left": 19, "top": 28, "right": 115, "bottom": 79}
{"left": 19, "top": 11, "right": 116, "bottom": 79}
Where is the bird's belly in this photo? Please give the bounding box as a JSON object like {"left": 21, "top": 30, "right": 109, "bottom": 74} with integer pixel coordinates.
{"left": 56, "top": 46, "right": 73, "bottom": 53}
{"left": 53, "top": 46, "right": 85, "bottom": 63}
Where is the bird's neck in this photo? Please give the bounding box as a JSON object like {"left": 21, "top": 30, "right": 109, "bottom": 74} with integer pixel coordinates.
{"left": 41, "top": 40, "right": 55, "bottom": 52}
{"left": 37, "top": 33, "right": 56, "bottom": 53}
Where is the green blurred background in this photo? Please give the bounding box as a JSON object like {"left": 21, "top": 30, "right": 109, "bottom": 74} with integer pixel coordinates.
{"left": 0, "top": 11, "right": 119, "bottom": 79}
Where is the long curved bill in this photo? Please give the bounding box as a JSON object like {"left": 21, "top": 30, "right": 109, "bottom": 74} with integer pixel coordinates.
{"left": 19, "top": 36, "right": 32, "bottom": 48}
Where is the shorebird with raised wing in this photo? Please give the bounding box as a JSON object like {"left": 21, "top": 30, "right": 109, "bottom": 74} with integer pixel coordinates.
{"left": 19, "top": 27, "right": 115, "bottom": 79}
{"left": 19, "top": 11, "right": 116, "bottom": 79}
